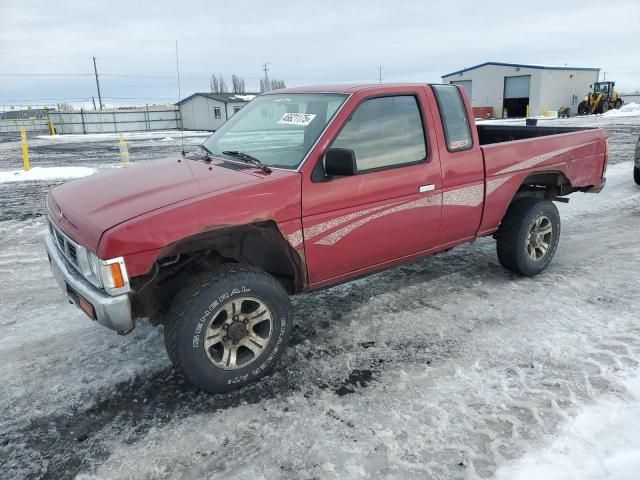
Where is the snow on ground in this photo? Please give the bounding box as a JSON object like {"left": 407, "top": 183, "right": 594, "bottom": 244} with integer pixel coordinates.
{"left": 603, "top": 102, "right": 640, "bottom": 117}
{"left": 0, "top": 117, "right": 639, "bottom": 479}
{"left": 33, "top": 130, "right": 211, "bottom": 144}
{"left": 495, "top": 374, "right": 640, "bottom": 480}
{"left": 0, "top": 166, "right": 95, "bottom": 183}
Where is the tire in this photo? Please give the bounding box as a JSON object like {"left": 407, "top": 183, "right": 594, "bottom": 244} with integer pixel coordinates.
{"left": 615, "top": 99, "right": 623, "bottom": 109}
{"left": 164, "top": 263, "right": 293, "bottom": 393}
{"left": 577, "top": 101, "right": 590, "bottom": 115}
{"left": 634, "top": 166, "right": 640, "bottom": 185}
{"left": 496, "top": 198, "right": 561, "bottom": 277}
{"left": 599, "top": 101, "right": 609, "bottom": 114}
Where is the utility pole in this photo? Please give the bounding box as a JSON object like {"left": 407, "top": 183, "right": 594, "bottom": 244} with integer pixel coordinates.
{"left": 378, "top": 65, "right": 383, "bottom": 83}
{"left": 92, "top": 96, "right": 97, "bottom": 110}
{"left": 92, "top": 56, "right": 103, "bottom": 111}
{"left": 603, "top": 71, "right": 607, "bottom": 81}
{"left": 262, "top": 62, "right": 271, "bottom": 91}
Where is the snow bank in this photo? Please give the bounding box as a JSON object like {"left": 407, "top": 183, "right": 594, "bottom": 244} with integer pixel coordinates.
{"left": 33, "top": 130, "right": 210, "bottom": 143}
{"left": 495, "top": 374, "right": 640, "bottom": 480}
{"left": 0, "top": 166, "right": 95, "bottom": 183}
{"left": 603, "top": 102, "right": 640, "bottom": 117}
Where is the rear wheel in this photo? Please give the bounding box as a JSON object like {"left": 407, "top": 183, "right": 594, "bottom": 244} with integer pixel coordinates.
{"left": 164, "top": 264, "right": 293, "bottom": 393}
{"left": 634, "top": 166, "right": 640, "bottom": 185}
{"left": 577, "top": 101, "right": 591, "bottom": 115}
{"left": 496, "top": 198, "right": 561, "bottom": 277}
{"left": 615, "top": 99, "right": 623, "bottom": 109}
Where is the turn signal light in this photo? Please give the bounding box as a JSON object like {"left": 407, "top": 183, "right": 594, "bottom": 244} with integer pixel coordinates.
{"left": 109, "top": 262, "right": 125, "bottom": 289}
{"left": 78, "top": 296, "right": 96, "bottom": 320}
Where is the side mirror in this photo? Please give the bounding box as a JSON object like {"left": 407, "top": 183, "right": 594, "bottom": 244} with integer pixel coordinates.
{"left": 325, "top": 148, "right": 357, "bottom": 177}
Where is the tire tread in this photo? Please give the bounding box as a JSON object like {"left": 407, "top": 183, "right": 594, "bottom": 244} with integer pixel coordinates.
{"left": 496, "top": 198, "right": 560, "bottom": 276}
{"left": 163, "top": 263, "right": 290, "bottom": 392}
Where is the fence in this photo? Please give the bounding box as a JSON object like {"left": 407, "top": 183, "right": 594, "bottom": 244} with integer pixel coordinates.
{"left": 0, "top": 105, "right": 181, "bottom": 135}
{"left": 48, "top": 107, "right": 181, "bottom": 134}
{"left": 0, "top": 106, "right": 53, "bottom": 134}
{"left": 621, "top": 94, "right": 640, "bottom": 105}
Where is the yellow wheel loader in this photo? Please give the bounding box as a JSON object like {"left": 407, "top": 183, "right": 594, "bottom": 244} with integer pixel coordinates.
{"left": 578, "top": 81, "right": 623, "bottom": 114}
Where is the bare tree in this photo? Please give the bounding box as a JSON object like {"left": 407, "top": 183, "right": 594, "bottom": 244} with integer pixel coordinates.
{"left": 270, "top": 79, "right": 286, "bottom": 90}
{"left": 210, "top": 74, "right": 220, "bottom": 93}
{"left": 57, "top": 102, "right": 75, "bottom": 112}
{"left": 231, "top": 75, "right": 247, "bottom": 94}
{"left": 219, "top": 74, "right": 228, "bottom": 93}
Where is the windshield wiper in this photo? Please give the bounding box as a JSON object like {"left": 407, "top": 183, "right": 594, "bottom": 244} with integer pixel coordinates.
{"left": 222, "top": 150, "right": 272, "bottom": 174}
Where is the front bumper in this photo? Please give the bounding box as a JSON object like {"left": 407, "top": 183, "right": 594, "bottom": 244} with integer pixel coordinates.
{"left": 44, "top": 232, "right": 134, "bottom": 333}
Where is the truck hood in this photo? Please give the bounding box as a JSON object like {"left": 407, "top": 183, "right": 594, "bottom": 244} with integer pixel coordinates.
{"left": 48, "top": 156, "right": 268, "bottom": 251}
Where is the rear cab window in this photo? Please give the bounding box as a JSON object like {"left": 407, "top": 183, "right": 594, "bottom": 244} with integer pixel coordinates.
{"left": 432, "top": 85, "right": 473, "bottom": 152}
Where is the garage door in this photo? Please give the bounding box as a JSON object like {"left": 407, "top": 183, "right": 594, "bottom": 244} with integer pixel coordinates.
{"left": 504, "top": 75, "right": 531, "bottom": 98}
{"left": 451, "top": 80, "right": 472, "bottom": 101}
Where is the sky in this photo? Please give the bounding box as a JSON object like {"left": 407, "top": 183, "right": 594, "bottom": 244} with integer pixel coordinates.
{"left": 1, "top": 0, "right": 639, "bottom": 108}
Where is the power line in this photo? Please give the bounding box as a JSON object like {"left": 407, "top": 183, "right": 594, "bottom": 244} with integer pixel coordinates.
{"left": 0, "top": 73, "right": 210, "bottom": 79}
{"left": 0, "top": 96, "right": 178, "bottom": 102}
{"left": 0, "top": 73, "right": 94, "bottom": 77}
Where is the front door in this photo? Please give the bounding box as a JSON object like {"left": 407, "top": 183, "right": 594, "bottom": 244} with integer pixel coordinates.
{"left": 301, "top": 92, "right": 443, "bottom": 286}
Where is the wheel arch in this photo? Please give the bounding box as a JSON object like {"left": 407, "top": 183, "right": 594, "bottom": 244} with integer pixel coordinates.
{"left": 514, "top": 170, "right": 573, "bottom": 200}
{"left": 156, "top": 220, "right": 307, "bottom": 293}
{"left": 478, "top": 169, "right": 572, "bottom": 238}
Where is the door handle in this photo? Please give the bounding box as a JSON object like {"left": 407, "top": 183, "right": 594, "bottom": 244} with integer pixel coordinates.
{"left": 419, "top": 184, "right": 435, "bottom": 193}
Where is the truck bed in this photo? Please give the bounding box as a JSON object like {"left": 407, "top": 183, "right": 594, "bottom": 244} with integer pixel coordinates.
{"left": 475, "top": 126, "right": 607, "bottom": 237}
{"left": 477, "top": 124, "right": 594, "bottom": 145}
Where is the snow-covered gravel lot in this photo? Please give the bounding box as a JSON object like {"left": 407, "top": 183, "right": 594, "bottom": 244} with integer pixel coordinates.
{"left": 1, "top": 117, "right": 639, "bottom": 479}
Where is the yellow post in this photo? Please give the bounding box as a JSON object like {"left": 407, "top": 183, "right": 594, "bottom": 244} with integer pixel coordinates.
{"left": 118, "top": 133, "right": 130, "bottom": 167}
{"left": 526, "top": 104, "right": 530, "bottom": 118}
{"left": 20, "top": 127, "right": 30, "bottom": 172}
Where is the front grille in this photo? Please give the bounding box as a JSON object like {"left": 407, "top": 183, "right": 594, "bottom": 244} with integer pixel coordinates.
{"left": 49, "top": 219, "right": 80, "bottom": 268}
{"left": 67, "top": 244, "right": 78, "bottom": 264}
{"left": 55, "top": 230, "right": 65, "bottom": 251}
{"left": 46, "top": 216, "right": 102, "bottom": 289}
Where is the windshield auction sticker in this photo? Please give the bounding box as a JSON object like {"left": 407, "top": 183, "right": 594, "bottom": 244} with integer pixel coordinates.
{"left": 277, "top": 113, "right": 316, "bottom": 126}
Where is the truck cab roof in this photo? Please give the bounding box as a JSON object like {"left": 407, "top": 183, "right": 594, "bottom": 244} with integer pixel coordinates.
{"left": 265, "top": 83, "right": 434, "bottom": 95}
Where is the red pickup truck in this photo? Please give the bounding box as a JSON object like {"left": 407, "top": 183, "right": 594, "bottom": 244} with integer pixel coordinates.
{"left": 45, "top": 84, "right": 607, "bottom": 392}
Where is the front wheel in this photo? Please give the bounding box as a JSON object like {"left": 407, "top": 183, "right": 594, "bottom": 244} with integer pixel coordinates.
{"left": 496, "top": 198, "right": 561, "bottom": 276}
{"left": 634, "top": 166, "right": 640, "bottom": 185}
{"left": 164, "top": 264, "right": 293, "bottom": 393}
{"left": 577, "top": 101, "right": 591, "bottom": 115}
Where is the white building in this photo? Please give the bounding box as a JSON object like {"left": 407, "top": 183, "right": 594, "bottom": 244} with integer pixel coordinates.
{"left": 441, "top": 62, "right": 600, "bottom": 118}
{"left": 177, "top": 93, "right": 257, "bottom": 131}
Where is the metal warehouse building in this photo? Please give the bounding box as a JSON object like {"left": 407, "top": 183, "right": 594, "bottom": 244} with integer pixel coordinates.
{"left": 442, "top": 62, "right": 600, "bottom": 118}
{"left": 177, "top": 93, "right": 257, "bottom": 131}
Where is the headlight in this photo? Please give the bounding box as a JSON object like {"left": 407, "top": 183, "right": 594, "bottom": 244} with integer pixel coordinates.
{"left": 87, "top": 252, "right": 130, "bottom": 296}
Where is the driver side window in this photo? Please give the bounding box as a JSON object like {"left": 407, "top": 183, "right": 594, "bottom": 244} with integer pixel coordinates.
{"left": 331, "top": 95, "right": 427, "bottom": 172}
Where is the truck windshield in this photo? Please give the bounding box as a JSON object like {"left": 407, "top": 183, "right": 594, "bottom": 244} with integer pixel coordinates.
{"left": 202, "top": 93, "right": 347, "bottom": 169}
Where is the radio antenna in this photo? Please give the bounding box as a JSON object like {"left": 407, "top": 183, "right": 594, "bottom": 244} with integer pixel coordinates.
{"left": 175, "top": 40, "right": 185, "bottom": 156}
